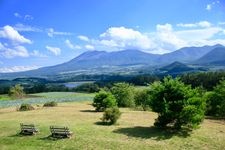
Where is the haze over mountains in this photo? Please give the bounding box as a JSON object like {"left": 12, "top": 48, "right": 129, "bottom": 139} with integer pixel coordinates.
{"left": 0, "top": 44, "right": 225, "bottom": 79}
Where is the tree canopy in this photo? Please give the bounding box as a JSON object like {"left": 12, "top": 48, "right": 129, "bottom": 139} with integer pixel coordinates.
{"left": 149, "top": 76, "right": 206, "bottom": 129}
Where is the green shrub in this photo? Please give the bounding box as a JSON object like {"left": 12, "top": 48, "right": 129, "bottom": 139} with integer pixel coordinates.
{"left": 134, "top": 89, "right": 150, "bottom": 111}
{"left": 9, "top": 84, "right": 25, "bottom": 99}
{"left": 206, "top": 80, "right": 225, "bottom": 117}
{"left": 93, "top": 90, "right": 117, "bottom": 112}
{"left": 149, "top": 76, "right": 206, "bottom": 129}
{"left": 18, "top": 103, "right": 34, "bottom": 111}
{"left": 43, "top": 101, "right": 57, "bottom": 107}
{"left": 111, "top": 83, "right": 135, "bottom": 107}
{"left": 102, "top": 107, "right": 121, "bottom": 125}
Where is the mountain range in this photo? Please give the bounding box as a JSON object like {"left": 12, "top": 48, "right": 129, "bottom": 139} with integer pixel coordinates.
{"left": 0, "top": 44, "right": 225, "bottom": 79}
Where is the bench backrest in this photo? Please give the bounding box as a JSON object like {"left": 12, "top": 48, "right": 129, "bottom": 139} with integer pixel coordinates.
{"left": 50, "top": 126, "right": 70, "bottom": 134}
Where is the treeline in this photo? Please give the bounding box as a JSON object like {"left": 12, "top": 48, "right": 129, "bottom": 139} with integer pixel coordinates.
{"left": 1, "top": 71, "right": 225, "bottom": 94}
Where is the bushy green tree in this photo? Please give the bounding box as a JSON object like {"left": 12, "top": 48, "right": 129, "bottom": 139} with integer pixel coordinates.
{"left": 149, "top": 76, "right": 205, "bottom": 129}
{"left": 9, "top": 84, "right": 25, "bottom": 98}
{"left": 93, "top": 90, "right": 117, "bottom": 112}
{"left": 18, "top": 103, "right": 34, "bottom": 111}
{"left": 102, "top": 107, "right": 121, "bottom": 125}
{"left": 134, "top": 89, "right": 150, "bottom": 111}
{"left": 111, "top": 83, "right": 135, "bottom": 107}
{"left": 206, "top": 80, "right": 225, "bottom": 117}
{"left": 43, "top": 101, "right": 58, "bottom": 107}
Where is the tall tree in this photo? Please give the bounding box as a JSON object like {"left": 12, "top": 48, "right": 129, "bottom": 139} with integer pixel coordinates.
{"left": 149, "top": 76, "right": 205, "bottom": 129}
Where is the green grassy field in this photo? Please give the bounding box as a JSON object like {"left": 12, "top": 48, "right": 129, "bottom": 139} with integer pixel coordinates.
{"left": 0, "top": 92, "right": 95, "bottom": 108}
{"left": 0, "top": 95, "right": 10, "bottom": 101}
{"left": 0, "top": 94, "right": 225, "bottom": 150}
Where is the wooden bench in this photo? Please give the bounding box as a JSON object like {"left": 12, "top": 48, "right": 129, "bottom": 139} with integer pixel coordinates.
{"left": 50, "top": 126, "right": 73, "bottom": 138}
{"left": 20, "top": 123, "right": 39, "bottom": 135}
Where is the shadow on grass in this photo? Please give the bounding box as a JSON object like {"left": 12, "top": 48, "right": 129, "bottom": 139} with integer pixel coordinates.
{"left": 94, "top": 121, "right": 112, "bottom": 126}
{"left": 39, "top": 135, "right": 64, "bottom": 141}
{"left": 113, "top": 126, "right": 191, "bottom": 140}
{"left": 9, "top": 133, "right": 25, "bottom": 138}
{"left": 80, "top": 110, "right": 96, "bottom": 113}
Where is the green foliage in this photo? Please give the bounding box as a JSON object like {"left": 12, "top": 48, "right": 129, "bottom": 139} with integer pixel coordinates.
{"left": 102, "top": 107, "right": 121, "bottom": 125}
{"left": 18, "top": 103, "right": 34, "bottom": 111}
{"left": 111, "top": 82, "right": 135, "bottom": 107}
{"left": 73, "top": 83, "right": 100, "bottom": 93}
{"left": 8, "top": 84, "right": 25, "bottom": 99}
{"left": 180, "top": 71, "right": 225, "bottom": 90}
{"left": 43, "top": 101, "right": 57, "bottom": 107}
{"left": 134, "top": 89, "right": 150, "bottom": 111}
{"left": 205, "top": 80, "right": 225, "bottom": 117}
{"left": 149, "top": 76, "right": 206, "bottom": 129}
{"left": 130, "top": 75, "right": 159, "bottom": 86}
{"left": 93, "top": 90, "right": 117, "bottom": 112}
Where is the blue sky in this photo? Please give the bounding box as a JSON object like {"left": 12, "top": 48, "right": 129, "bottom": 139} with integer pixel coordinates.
{"left": 0, "top": 0, "right": 225, "bottom": 72}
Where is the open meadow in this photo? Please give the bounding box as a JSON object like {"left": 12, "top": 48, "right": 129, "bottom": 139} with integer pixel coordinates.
{"left": 0, "top": 92, "right": 225, "bottom": 150}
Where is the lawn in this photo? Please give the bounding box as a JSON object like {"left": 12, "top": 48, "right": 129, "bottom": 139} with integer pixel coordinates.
{"left": 0, "top": 95, "right": 10, "bottom": 101}
{"left": 0, "top": 98, "right": 225, "bottom": 149}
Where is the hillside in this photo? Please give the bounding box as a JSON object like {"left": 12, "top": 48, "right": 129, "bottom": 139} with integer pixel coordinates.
{"left": 196, "top": 47, "right": 225, "bottom": 65}
{"left": 160, "top": 61, "right": 194, "bottom": 73}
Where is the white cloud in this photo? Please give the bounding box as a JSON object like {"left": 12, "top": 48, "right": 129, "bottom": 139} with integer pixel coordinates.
{"left": 155, "top": 23, "right": 187, "bottom": 51}
{"left": 177, "top": 21, "right": 212, "bottom": 28}
{"left": 65, "top": 39, "right": 81, "bottom": 50}
{"left": 206, "top": 4, "right": 211, "bottom": 10}
{"left": 78, "top": 21, "right": 225, "bottom": 54}
{"left": 14, "top": 12, "right": 22, "bottom": 18}
{"left": 176, "top": 27, "right": 222, "bottom": 41}
{"left": 30, "top": 50, "right": 47, "bottom": 57}
{"left": 0, "top": 25, "right": 32, "bottom": 44}
{"left": 24, "top": 15, "right": 33, "bottom": 20}
{"left": 13, "top": 23, "right": 42, "bottom": 32}
{"left": 85, "top": 45, "right": 95, "bottom": 50}
{"left": 46, "top": 46, "right": 61, "bottom": 56}
{"left": 97, "top": 26, "right": 153, "bottom": 50}
{"left": 0, "top": 65, "right": 39, "bottom": 73}
{"left": 77, "top": 35, "right": 89, "bottom": 42}
{"left": 14, "top": 12, "right": 34, "bottom": 20}
{"left": 206, "top": 1, "right": 220, "bottom": 11}
{"left": 0, "top": 43, "right": 30, "bottom": 58}
{"left": 47, "top": 28, "right": 72, "bottom": 37}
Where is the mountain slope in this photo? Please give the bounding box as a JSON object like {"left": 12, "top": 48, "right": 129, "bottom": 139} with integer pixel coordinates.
{"left": 157, "top": 44, "right": 223, "bottom": 64}
{"left": 0, "top": 44, "right": 224, "bottom": 79}
{"left": 196, "top": 47, "right": 225, "bottom": 65}
{"left": 160, "top": 61, "right": 194, "bottom": 73}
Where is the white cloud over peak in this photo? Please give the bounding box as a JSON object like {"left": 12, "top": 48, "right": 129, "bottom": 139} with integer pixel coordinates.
{"left": 47, "top": 28, "right": 72, "bottom": 37}
{"left": 85, "top": 45, "right": 95, "bottom": 50}
{"left": 65, "top": 39, "right": 81, "bottom": 50}
{"left": 0, "top": 25, "right": 32, "bottom": 44}
{"left": 46, "top": 46, "right": 61, "bottom": 56}
{"left": 78, "top": 21, "right": 225, "bottom": 54}
{"left": 77, "top": 35, "right": 89, "bottom": 42}
{"left": 98, "top": 26, "right": 153, "bottom": 50}
{"left": 0, "top": 65, "right": 39, "bottom": 73}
